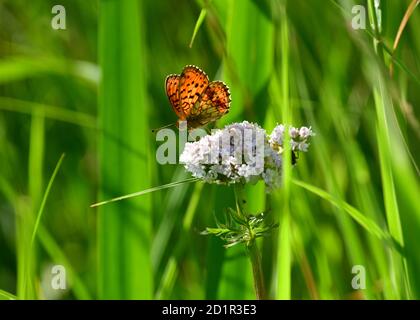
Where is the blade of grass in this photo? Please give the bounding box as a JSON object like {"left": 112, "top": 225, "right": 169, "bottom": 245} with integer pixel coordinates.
{"left": 27, "top": 108, "right": 45, "bottom": 298}
{"left": 276, "top": 2, "right": 292, "bottom": 300}
{"left": 0, "top": 289, "right": 17, "bottom": 300}
{"left": 0, "top": 97, "right": 96, "bottom": 129}
{"left": 367, "top": 0, "right": 412, "bottom": 299}
{"left": 91, "top": 178, "right": 198, "bottom": 208}
{"left": 28, "top": 108, "right": 45, "bottom": 217}
{"left": 189, "top": 8, "right": 207, "bottom": 48}
{"left": 17, "top": 108, "right": 45, "bottom": 299}
{"left": 390, "top": 0, "right": 420, "bottom": 76}
{"left": 0, "top": 56, "right": 99, "bottom": 86}
{"left": 292, "top": 179, "right": 389, "bottom": 241}
{"left": 98, "top": 0, "right": 154, "bottom": 299}
{"left": 30, "top": 153, "right": 65, "bottom": 247}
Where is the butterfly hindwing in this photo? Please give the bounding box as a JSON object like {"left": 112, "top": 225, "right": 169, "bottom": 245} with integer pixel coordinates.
{"left": 178, "top": 65, "right": 209, "bottom": 116}
{"left": 190, "top": 81, "right": 230, "bottom": 126}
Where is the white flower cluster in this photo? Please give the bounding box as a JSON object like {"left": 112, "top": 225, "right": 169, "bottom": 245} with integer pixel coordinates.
{"left": 269, "top": 125, "right": 315, "bottom": 153}
{"left": 180, "top": 121, "right": 314, "bottom": 192}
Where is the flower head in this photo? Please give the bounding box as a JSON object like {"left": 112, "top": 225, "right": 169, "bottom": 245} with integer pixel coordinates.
{"left": 269, "top": 125, "right": 315, "bottom": 153}
{"left": 180, "top": 121, "right": 314, "bottom": 192}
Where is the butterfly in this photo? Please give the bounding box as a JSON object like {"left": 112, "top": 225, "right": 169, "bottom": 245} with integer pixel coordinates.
{"left": 165, "top": 65, "right": 231, "bottom": 130}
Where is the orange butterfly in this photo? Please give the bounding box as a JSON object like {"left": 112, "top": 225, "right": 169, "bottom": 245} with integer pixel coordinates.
{"left": 165, "top": 65, "right": 231, "bottom": 129}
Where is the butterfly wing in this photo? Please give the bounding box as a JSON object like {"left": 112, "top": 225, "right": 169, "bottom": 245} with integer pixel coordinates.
{"left": 188, "top": 81, "right": 231, "bottom": 128}
{"left": 178, "top": 65, "right": 209, "bottom": 117}
{"left": 165, "top": 74, "right": 184, "bottom": 118}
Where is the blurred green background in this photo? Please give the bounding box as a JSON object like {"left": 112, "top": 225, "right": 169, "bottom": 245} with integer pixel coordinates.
{"left": 0, "top": 0, "right": 419, "bottom": 300}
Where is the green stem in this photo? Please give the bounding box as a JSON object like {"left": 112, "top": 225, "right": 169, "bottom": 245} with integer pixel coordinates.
{"left": 247, "top": 240, "right": 265, "bottom": 300}
{"left": 233, "top": 184, "right": 266, "bottom": 300}
{"left": 367, "top": 0, "right": 384, "bottom": 59}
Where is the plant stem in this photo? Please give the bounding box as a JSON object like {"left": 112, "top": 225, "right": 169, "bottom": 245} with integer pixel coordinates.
{"left": 247, "top": 240, "right": 266, "bottom": 300}
{"left": 367, "top": 0, "right": 384, "bottom": 59}
{"left": 233, "top": 184, "right": 266, "bottom": 300}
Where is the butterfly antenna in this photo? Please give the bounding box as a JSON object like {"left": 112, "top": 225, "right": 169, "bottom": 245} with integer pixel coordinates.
{"left": 151, "top": 123, "right": 176, "bottom": 133}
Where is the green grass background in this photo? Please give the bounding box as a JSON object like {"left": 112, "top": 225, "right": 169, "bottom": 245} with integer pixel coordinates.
{"left": 0, "top": 0, "right": 419, "bottom": 300}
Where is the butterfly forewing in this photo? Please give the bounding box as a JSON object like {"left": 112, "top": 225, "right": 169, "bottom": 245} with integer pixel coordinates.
{"left": 178, "top": 65, "right": 209, "bottom": 116}
{"left": 165, "top": 74, "right": 183, "bottom": 118}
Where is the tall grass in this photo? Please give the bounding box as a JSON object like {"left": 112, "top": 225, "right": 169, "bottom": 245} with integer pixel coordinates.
{"left": 367, "top": 0, "right": 413, "bottom": 298}
{"left": 16, "top": 109, "right": 45, "bottom": 299}
{"left": 275, "top": 2, "right": 292, "bottom": 300}
{"left": 98, "top": 0, "right": 153, "bottom": 299}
